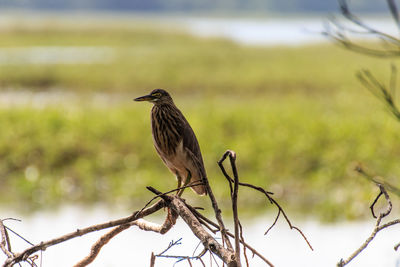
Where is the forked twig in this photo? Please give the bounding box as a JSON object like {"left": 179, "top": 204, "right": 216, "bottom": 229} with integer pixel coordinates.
{"left": 338, "top": 175, "right": 400, "bottom": 266}
{"left": 218, "top": 150, "right": 313, "bottom": 251}
{"left": 218, "top": 150, "right": 241, "bottom": 265}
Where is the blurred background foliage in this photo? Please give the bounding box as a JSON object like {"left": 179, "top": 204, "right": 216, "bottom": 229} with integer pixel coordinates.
{"left": 0, "top": 14, "right": 399, "bottom": 222}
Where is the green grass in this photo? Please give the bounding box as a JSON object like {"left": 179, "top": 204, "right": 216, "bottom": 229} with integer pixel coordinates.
{"left": 0, "top": 22, "right": 399, "bottom": 221}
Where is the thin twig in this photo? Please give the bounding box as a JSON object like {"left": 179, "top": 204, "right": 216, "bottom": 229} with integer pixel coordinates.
{"left": 338, "top": 214, "right": 400, "bottom": 266}
{"left": 150, "top": 252, "right": 156, "bottom": 267}
{"left": 146, "top": 187, "right": 238, "bottom": 265}
{"left": 0, "top": 220, "right": 13, "bottom": 258}
{"left": 140, "top": 181, "right": 204, "bottom": 215}
{"left": 217, "top": 150, "right": 312, "bottom": 251}
{"left": 187, "top": 204, "right": 275, "bottom": 266}
{"left": 338, "top": 181, "right": 399, "bottom": 266}
{"left": 218, "top": 150, "right": 241, "bottom": 266}
{"left": 238, "top": 222, "right": 249, "bottom": 267}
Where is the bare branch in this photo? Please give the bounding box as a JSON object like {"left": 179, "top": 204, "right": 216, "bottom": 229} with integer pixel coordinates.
{"left": 3, "top": 150, "right": 282, "bottom": 267}
{"left": 150, "top": 252, "right": 156, "bottom": 267}
{"left": 218, "top": 150, "right": 313, "bottom": 251}
{"left": 185, "top": 204, "right": 275, "bottom": 267}
{"left": 203, "top": 175, "right": 234, "bottom": 252}
{"left": 218, "top": 150, "right": 241, "bottom": 266}
{"left": 74, "top": 223, "right": 131, "bottom": 267}
{"left": 74, "top": 206, "right": 178, "bottom": 267}
{"left": 0, "top": 220, "right": 13, "bottom": 259}
{"left": 369, "top": 184, "right": 392, "bottom": 218}
{"left": 147, "top": 187, "right": 238, "bottom": 266}
{"left": 338, "top": 181, "right": 400, "bottom": 266}
{"left": 154, "top": 241, "right": 207, "bottom": 265}
{"left": 338, "top": 214, "right": 400, "bottom": 266}
{"left": 3, "top": 199, "right": 166, "bottom": 267}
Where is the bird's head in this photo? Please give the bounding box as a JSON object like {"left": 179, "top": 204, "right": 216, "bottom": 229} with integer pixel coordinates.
{"left": 134, "top": 89, "right": 173, "bottom": 105}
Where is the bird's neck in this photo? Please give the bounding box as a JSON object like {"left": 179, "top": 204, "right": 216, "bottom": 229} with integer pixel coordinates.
{"left": 152, "top": 102, "right": 176, "bottom": 112}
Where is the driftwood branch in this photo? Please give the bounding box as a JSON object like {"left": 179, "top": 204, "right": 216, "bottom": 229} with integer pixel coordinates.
{"left": 2, "top": 150, "right": 312, "bottom": 267}
{"left": 338, "top": 173, "right": 400, "bottom": 266}
{"left": 74, "top": 203, "right": 178, "bottom": 267}
{"left": 3, "top": 199, "right": 167, "bottom": 267}
{"left": 147, "top": 186, "right": 238, "bottom": 266}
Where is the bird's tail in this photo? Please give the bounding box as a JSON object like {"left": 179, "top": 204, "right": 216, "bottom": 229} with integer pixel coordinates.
{"left": 190, "top": 176, "right": 207, "bottom": 196}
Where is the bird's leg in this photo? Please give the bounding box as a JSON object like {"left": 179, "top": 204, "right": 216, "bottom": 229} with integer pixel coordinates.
{"left": 176, "top": 173, "right": 182, "bottom": 196}
{"left": 177, "top": 170, "right": 191, "bottom": 197}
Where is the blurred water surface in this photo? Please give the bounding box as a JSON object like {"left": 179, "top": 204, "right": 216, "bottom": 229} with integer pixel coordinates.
{"left": 1, "top": 206, "right": 399, "bottom": 267}
{"left": 0, "top": 13, "right": 396, "bottom": 47}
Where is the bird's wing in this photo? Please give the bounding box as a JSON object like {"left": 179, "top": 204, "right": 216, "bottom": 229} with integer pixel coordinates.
{"left": 181, "top": 117, "right": 207, "bottom": 179}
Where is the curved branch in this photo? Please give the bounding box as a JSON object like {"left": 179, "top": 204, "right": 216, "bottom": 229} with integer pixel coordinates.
{"left": 3, "top": 200, "right": 166, "bottom": 267}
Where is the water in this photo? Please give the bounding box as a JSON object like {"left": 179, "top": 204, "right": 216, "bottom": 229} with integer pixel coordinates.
{"left": 181, "top": 17, "right": 327, "bottom": 46}
{"left": 1, "top": 206, "right": 399, "bottom": 266}
{"left": 175, "top": 16, "right": 397, "bottom": 46}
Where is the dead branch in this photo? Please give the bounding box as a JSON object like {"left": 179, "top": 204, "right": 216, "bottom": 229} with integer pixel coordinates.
{"left": 338, "top": 182, "right": 400, "bottom": 266}
{"left": 0, "top": 220, "right": 13, "bottom": 259}
{"left": 218, "top": 150, "right": 313, "bottom": 251}
{"left": 183, "top": 202, "right": 273, "bottom": 266}
{"left": 147, "top": 186, "right": 238, "bottom": 266}
{"left": 3, "top": 199, "right": 166, "bottom": 267}
{"left": 369, "top": 184, "right": 392, "bottom": 219}
{"left": 338, "top": 214, "right": 400, "bottom": 267}
{"left": 150, "top": 252, "right": 156, "bottom": 267}
{"left": 218, "top": 150, "right": 241, "bottom": 266}
{"left": 2, "top": 149, "right": 306, "bottom": 267}
{"left": 74, "top": 223, "right": 131, "bottom": 267}
{"left": 151, "top": 239, "right": 208, "bottom": 266}
{"left": 74, "top": 208, "right": 178, "bottom": 267}
{"left": 201, "top": 159, "right": 234, "bottom": 253}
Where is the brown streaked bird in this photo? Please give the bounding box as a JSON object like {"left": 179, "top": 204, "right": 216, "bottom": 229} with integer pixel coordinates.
{"left": 134, "top": 89, "right": 207, "bottom": 195}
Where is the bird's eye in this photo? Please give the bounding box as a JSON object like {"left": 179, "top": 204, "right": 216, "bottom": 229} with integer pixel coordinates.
{"left": 152, "top": 93, "right": 162, "bottom": 98}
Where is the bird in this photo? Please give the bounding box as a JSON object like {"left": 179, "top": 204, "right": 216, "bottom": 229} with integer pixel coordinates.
{"left": 134, "top": 89, "right": 207, "bottom": 196}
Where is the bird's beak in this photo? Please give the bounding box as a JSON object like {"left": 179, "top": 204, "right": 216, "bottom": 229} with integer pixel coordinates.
{"left": 134, "top": 94, "right": 154, "bottom": 102}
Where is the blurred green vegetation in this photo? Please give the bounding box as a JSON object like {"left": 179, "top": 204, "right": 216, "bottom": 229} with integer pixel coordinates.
{"left": 0, "top": 22, "right": 399, "bottom": 221}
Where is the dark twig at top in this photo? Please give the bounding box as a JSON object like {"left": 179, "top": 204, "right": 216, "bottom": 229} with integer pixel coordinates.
{"left": 323, "top": 0, "right": 400, "bottom": 57}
